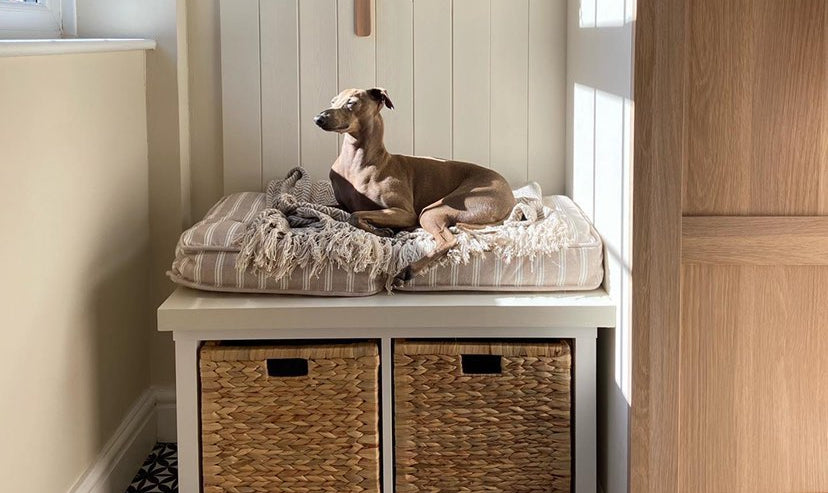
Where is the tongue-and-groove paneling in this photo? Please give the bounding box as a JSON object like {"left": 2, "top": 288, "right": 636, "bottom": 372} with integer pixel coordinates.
{"left": 220, "top": 0, "right": 566, "bottom": 194}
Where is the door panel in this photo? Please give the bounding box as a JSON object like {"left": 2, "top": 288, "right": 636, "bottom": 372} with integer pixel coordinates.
{"left": 684, "top": 0, "right": 828, "bottom": 215}
{"left": 681, "top": 265, "right": 828, "bottom": 492}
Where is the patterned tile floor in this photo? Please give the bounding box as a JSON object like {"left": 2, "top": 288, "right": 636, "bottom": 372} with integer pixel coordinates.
{"left": 126, "top": 443, "right": 178, "bottom": 493}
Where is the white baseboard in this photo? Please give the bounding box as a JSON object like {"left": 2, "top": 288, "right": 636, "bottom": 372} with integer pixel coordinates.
{"left": 67, "top": 386, "right": 177, "bottom": 493}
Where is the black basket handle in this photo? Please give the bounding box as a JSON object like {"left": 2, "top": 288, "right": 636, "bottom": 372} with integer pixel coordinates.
{"left": 461, "top": 354, "right": 502, "bottom": 374}
{"left": 267, "top": 358, "right": 309, "bottom": 377}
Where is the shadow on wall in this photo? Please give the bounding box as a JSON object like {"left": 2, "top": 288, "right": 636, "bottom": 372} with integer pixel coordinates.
{"left": 568, "top": 1, "right": 634, "bottom": 493}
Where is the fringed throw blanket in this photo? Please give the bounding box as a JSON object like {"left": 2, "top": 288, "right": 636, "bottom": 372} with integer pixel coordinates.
{"left": 235, "top": 167, "right": 574, "bottom": 288}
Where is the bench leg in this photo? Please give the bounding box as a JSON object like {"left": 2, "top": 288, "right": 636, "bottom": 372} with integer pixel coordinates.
{"left": 175, "top": 335, "right": 201, "bottom": 493}
{"left": 575, "top": 332, "right": 598, "bottom": 493}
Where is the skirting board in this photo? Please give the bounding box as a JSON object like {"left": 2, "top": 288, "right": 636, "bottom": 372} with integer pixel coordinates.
{"left": 67, "top": 386, "right": 177, "bottom": 493}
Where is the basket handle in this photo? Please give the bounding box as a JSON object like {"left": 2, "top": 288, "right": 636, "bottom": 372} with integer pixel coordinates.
{"left": 461, "top": 354, "right": 502, "bottom": 374}
{"left": 266, "top": 358, "right": 309, "bottom": 377}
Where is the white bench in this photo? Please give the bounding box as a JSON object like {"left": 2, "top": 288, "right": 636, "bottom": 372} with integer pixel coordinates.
{"left": 158, "top": 286, "right": 615, "bottom": 493}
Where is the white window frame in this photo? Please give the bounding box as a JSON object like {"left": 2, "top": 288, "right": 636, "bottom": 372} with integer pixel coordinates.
{"left": 0, "top": 0, "right": 76, "bottom": 39}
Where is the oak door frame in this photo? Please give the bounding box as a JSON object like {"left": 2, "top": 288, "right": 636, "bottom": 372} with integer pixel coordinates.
{"left": 631, "top": 0, "right": 687, "bottom": 491}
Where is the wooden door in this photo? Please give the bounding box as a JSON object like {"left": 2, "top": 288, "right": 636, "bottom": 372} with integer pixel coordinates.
{"left": 633, "top": 1, "right": 828, "bottom": 492}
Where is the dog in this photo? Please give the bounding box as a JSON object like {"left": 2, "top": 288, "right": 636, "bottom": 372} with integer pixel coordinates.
{"left": 314, "top": 87, "right": 515, "bottom": 280}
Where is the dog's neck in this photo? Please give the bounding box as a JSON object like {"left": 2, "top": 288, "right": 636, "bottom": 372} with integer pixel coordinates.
{"left": 338, "top": 114, "right": 389, "bottom": 170}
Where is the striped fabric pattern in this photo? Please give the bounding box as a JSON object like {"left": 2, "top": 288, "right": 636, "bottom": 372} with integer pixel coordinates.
{"left": 398, "top": 196, "right": 603, "bottom": 292}
{"left": 169, "top": 192, "right": 381, "bottom": 296}
{"left": 168, "top": 193, "right": 603, "bottom": 296}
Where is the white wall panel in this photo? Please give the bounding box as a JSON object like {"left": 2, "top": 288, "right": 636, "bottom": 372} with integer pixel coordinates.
{"left": 299, "top": 0, "right": 338, "bottom": 181}
{"left": 452, "top": 0, "right": 490, "bottom": 166}
{"left": 337, "top": 0, "right": 376, "bottom": 91}
{"left": 529, "top": 0, "right": 567, "bottom": 194}
{"left": 337, "top": 0, "right": 376, "bottom": 149}
{"left": 413, "top": 0, "right": 452, "bottom": 159}
{"left": 220, "top": 0, "right": 261, "bottom": 193}
{"left": 377, "top": 0, "right": 413, "bottom": 155}
{"left": 593, "top": 89, "right": 624, "bottom": 267}
{"left": 221, "top": 0, "right": 567, "bottom": 193}
{"left": 491, "top": 0, "right": 529, "bottom": 186}
{"left": 572, "top": 83, "right": 596, "bottom": 219}
{"left": 261, "top": 0, "right": 299, "bottom": 185}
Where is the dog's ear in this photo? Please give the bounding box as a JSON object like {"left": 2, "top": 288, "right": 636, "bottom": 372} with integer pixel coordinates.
{"left": 368, "top": 87, "right": 394, "bottom": 110}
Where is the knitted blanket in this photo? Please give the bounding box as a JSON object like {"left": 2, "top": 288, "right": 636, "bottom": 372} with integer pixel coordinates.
{"left": 235, "top": 167, "right": 574, "bottom": 288}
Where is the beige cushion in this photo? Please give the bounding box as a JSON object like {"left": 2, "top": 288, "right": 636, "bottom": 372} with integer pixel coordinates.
{"left": 168, "top": 192, "right": 383, "bottom": 296}
{"left": 169, "top": 192, "right": 603, "bottom": 296}
{"left": 397, "top": 195, "right": 604, "bottom": 292}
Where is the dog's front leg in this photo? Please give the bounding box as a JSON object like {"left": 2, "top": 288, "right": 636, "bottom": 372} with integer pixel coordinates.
{"left": 396, "top": 205, "right": 459, "bottom": 282}
{"left": 349, "top": 208, "right": 418, "bottom": 237}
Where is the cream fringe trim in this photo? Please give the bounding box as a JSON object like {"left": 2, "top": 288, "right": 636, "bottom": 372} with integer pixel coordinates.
{"left": 235, "top": 167, "right": 574, "bottom": 289}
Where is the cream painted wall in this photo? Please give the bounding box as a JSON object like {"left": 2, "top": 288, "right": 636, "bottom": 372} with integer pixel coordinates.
{"left": 76, "top": 0, "right": 188, "bottom": 387}
{"left": 0, "top": 52, "right": 150, "bottom": 493}
{"left": 73, "top": 0, "right": 225, "bottom": 392}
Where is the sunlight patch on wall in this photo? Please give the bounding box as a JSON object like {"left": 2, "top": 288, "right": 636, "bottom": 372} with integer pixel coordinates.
{"left": 579, "top": 0, "right": 635, "bottom": 28}
{"left": 579, "top": 0, "right": 596, "bottom": 28}
{"left": 621, "top": 98, "right": 632, "bottom": 402}
{"left": 625, "top": 0, "right": 636, "bottom": 25}
{"left": 596, "top": 0, "right": 625, "bottom": 27}
{"left": 573, "top": 82, "right": 633, "bottom": 404}
{"left": 573, "top": 83, "right": 596, "bottom": 219}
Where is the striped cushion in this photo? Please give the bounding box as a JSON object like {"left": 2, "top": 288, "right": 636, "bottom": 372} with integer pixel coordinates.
{"left": 168, "top": 193, "right": 603, "bottom": 295}
{"left": 397, "top": 196, "right": 603, "bottom": 292}
{"left": 168, "top": 192, "right": 382, "bottom": 296}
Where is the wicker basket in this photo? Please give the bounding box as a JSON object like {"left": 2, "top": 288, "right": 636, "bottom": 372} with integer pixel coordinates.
{"left": 200, "top": 342, "right": 381, "bottom": 493}
{"left": 394, "top": 341, "right": 572, "bottom": 493}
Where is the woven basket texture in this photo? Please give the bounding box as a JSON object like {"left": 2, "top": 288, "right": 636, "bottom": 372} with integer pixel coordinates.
{"left": 394, "top": 341, "right": 572, "bottom": 493}
{"left": 200, "top": 342, "right": 380, "bottom": 493}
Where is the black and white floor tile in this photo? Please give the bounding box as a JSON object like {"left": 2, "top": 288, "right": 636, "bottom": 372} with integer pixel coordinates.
{"left": 125, "top": 443, "right": 178, "bottom": 493}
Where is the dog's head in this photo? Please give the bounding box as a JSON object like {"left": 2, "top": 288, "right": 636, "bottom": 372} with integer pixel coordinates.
{"left": 314, "top": 88, "right": 394, "bottom": 133}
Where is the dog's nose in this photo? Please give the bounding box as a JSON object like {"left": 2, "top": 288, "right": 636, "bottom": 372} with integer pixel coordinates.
{"left": 313, "top": 113, "right": 327, "bottom": 127}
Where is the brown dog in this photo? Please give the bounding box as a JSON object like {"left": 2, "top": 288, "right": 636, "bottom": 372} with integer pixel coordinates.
{"left": 314, "top": 87, "right": 515, "bottom": 280}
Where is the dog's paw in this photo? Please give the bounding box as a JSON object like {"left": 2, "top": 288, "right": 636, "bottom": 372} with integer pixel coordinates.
{"left": 395, "top": 266, "right": 414, "bottom": 283}
{"left": 374, "top": 227, "right": 395, "bottom": 238}
{"left": 347, "top": 215, "right": 362, "bottom": 228}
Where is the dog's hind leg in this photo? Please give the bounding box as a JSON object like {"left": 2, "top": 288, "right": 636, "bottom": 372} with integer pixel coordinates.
{"left": 397, "top": 205, "right": 459, "bottom": 281}
{"left": 349, "top": 207, "right": 419, "bottom": 237}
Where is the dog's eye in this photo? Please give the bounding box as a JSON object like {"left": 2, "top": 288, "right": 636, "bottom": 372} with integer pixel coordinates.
{"left": 345, "top": 101, "right": 356, "bottom": 110}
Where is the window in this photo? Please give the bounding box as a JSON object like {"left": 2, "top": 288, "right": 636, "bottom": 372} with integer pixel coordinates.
{"left": 0, "top": 0, "right": 76, "bottom": 39}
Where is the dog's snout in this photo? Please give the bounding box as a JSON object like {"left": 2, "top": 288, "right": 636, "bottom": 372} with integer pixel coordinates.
{"left": 314, "top": 112, "right": 329, "bottom": 128}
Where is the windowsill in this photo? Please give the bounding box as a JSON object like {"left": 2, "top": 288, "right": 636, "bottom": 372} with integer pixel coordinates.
{"left": 0, "top": 38, "right": 156, "bottom": 57}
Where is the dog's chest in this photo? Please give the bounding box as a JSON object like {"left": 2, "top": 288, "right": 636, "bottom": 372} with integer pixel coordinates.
{"left": 329, "top": 168, "right": 391, "bottom": 212}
